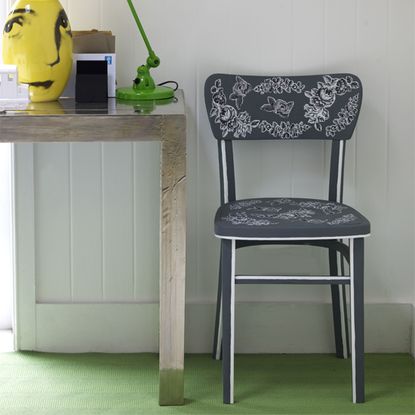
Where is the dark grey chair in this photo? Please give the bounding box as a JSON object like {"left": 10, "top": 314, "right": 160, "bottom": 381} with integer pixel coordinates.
{"left": 204, "top": 73, "right": 370, "bottom": 404}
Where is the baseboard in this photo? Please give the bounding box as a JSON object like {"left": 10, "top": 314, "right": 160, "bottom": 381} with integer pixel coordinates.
{"left": 185, "top": 302, "right": 413, "bottom": 354}
{"left": 35, "top": 303, "right": 159, "bottom": 353}
{"left": 0, "top": 330, "right": 14, "bottom": 352}
{"left": 31, "top": 302, "right": 413, "bottom": 354}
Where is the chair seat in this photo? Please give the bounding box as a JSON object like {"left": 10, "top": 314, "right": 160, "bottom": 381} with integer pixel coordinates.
{"left": 215, "top": 197, "right": 370, "bottom": 239}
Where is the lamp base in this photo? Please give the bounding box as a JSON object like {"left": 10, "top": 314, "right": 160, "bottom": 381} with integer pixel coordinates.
{"left": 116, "top": 85, "right": 174, "bottom": 101}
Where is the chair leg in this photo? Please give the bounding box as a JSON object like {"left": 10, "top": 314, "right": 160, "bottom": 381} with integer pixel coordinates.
{"left": 222, "top": 239, "right": 235, "bottom": 404}
{"left": 339, "top": 283, "right": 350, "bottom": 357}
{"left": 329, "top": 247, "right": 349, "bottom": 358}
{"left": 212, "top": 250, "right": 223, "bottom": 360}
{"left": 350, "top": 238, "right": 365, "bottom": 403}
{"left": 339, "top": 246, "right": 351, "bottom": 358}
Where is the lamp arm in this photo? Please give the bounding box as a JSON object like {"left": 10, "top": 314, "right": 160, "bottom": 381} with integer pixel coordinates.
{"left": 116, "top": 0, "right": 174, "bottom": 100}
{"left": 127, "top": 0, "right": 160, "bottom": 68}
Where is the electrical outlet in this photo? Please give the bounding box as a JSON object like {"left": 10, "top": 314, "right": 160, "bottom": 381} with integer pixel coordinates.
{"left": 0, "top": 65, "right": 29, "bottom": 101}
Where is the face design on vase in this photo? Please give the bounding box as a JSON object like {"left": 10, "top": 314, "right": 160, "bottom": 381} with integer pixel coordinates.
{"left": 2, "top": 1, "right": 73, "bottom": 102}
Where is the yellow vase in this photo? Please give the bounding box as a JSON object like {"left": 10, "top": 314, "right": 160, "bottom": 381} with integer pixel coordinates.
{"left": 2, "top": 0, "right": 73, "bottom": 102}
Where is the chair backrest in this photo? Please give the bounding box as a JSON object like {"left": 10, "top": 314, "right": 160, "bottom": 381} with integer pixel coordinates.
{"left": 205, "top": 73, "right": 362, "bottom": 141}
{"left": 204, "top": 73, "right": 363, "bottom": 206}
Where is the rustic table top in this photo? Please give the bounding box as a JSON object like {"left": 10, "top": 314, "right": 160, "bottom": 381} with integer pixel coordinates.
{"left": 0, "top": 91, "right": 185, "bottom": 143}
{"left": 0, "top": 90, "right": 185, "bottom": 117}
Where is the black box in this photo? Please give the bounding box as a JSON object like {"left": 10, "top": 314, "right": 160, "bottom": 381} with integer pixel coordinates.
{"left": 75, "top": 60, "right": 108, "bottom": 103}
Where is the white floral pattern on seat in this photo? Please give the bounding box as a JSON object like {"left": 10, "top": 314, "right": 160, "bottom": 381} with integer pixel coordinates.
{"left": 219, "top": 198, "right": 359, "bottom": 227}
{"left": 215, "top": 197, "right": 370, "bottom": 238}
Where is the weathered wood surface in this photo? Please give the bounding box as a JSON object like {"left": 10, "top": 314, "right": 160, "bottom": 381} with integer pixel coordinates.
{"left": 159, "top": 115, "right": 186, "bottom": 405}
{"left": 0, "top": 115, "right": 163, "bottom": 142}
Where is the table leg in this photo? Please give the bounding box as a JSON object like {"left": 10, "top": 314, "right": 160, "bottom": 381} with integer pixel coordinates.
{"left": 159, "top": 115, "right": 186, "bottom": 406}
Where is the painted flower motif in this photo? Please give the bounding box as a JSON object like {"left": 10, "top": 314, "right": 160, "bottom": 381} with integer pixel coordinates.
{"left": 295, "top": 81, "right": 305, "bottom": 92}
{"left": 217, "top": 105, "right": 238, "bottom": 138}
{"left": 230, "top": 76, "right": 252, "bottom": 109}
{"left": 276, "top": 209, "right": 315, "bottom": 220}
{"left": 325, "top": 125, "right": 337, "bottom": 137}
{"left": 230, "top": 200, "right": 262, "bottom": 210}
{"left": 306, "top": 219, "right": 328, "bottom": 224}
{"left": 261, "top": 79, "right": 273, "bottom": 93}
{"left": 210, "top": 79, "right": 223, "bottom": 97}
{"left": 210, "top": 79, "right": 227, "bottom": 119}
{"left": 209, "top": 78, "right": 260, "bottom": 139}
{"left": 221, "top": 199, "right": 361, "bottom": 228}
{"left": 325, "top": 94, "right": 360, "bottom": 138}
{"left": 321, "top": 204, "right": 347, "bottom": 215}
{"left": 279, "top": 122, "right": 292, "bottom": 139}
{"left": 334, "top": 76, "right": 360, "bottom": 95}
{"left": 212, "top": 88, "right": 227, "bottom": 107}
{"left": 261, "top": 97, "right": 294, "bottom": 118}
{"left": 259, "top": 120, "right": 273, "bottom": 134}
{"left": 299, "top": 201, "right": 346, "bottom": 215}
{"left": 234, "top": 111, "right": 260, "bottom": 138}
{"left": 306, "top": 89, "right": 333, "bottom": 110}
{"left": 271, "top": 198, "right": 293, "bottom": 205}
{"left": 246, "top": 206, "right": 282, "bottom": 213}
{"left": 254, "top": 77, "right": 305, "bottom": 95}
{"left": 290, "top": 122, "right": 310, "bottom": 138}
{"left": 304, "top": 105, "right": 330, "bottom": 131}
{"left": 259, "top": 120, "right": 311, "bottom": 139}
{"left": 222, "top": 211, "right": 271, "bottom": 226}
{"left": 209, "top": 75, "right": 360, "bottom": 140}
{"left": 304, "top": 75, "right": 360, "bottom": 132}
{"left": 218, "top": 105, "right": 237, "bottom": 123}
{"left": 299, "top": 201, "right": 325, "bottom": 209}
{"left": 328, "top": 213, "right": 357, "bottom": 225}
{"left": 305, "top": 80, "right": 337, "bottom": 111}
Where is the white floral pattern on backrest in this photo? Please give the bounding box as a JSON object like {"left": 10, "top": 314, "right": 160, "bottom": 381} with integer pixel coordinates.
{"left": 325, "top": 94, "right": 360, "bottom": 138}
{"left": 208, "top": 74, "right": 361, "bottom": 140}
{"left": 304, "top": 75, "right": 360, "bottom": 133}
{"left": 229, "top": 76, "right": 252, "bottom": 110}
{"left": 260, "top": 97, "right": 295, "bottom": 119}
{"left": 210, "top": 79, "right": 260, "bottom": 138}
{"left": 259, "top": 120, "right": 311, "bottom": 139}
{"left": 253, "top": 77, "right": 306, "bottom": 95}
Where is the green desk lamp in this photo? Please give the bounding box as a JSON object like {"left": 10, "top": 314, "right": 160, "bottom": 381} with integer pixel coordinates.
{"left": 116, "top": 0, "right": 175, "bottom": 101}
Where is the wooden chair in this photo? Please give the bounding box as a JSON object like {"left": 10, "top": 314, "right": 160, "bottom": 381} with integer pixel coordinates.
{"left": 204, "top": 73, "right": 370, "bottom": 404}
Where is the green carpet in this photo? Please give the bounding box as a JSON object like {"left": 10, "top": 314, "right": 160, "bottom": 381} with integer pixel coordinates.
{"left": 0, "top": 353, "right": 413, "bottom": 415}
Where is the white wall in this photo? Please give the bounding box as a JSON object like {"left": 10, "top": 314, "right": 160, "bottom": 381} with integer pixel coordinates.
{"left": 12, "top": 0, "right": 415, "bottom": 352}
{"left": 0, "top": 0, "right": 14, "bottom": 331}
{"left": 0, "top": 1, "right": 6, "bottom": 57}
{"left": 0, "top": 144, "right": 13, "bottom": 330}
{"left": 412, "top": 1, "right": 415, "bottom": 358}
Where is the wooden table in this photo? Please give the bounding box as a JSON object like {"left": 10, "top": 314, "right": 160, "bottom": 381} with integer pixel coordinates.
{"left": 0, "top": 93, "right": 187, "bottom": 406}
